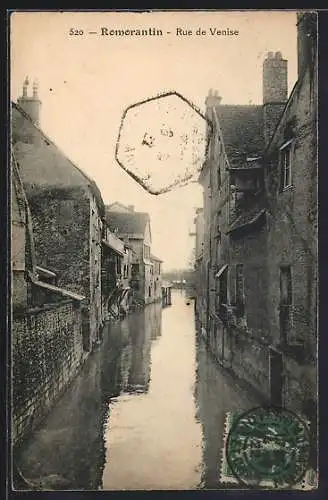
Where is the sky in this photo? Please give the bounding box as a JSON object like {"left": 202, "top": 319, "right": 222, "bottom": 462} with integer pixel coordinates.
{"left": 10, "top": 10, "right": 298, "bottom": 271}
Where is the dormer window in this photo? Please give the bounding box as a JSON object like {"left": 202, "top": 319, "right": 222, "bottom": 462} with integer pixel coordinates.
{"left": 279, "top": 139, "right": 293, "bottom": 190}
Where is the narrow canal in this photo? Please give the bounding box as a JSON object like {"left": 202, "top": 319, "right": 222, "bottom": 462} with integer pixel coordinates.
{"left": 14, "top": 290, "right": 260, "bottom": 491}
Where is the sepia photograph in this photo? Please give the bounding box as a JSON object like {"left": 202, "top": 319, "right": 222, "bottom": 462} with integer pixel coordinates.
{"left": 9, "top": 9, "right": 318, "bottom": 491}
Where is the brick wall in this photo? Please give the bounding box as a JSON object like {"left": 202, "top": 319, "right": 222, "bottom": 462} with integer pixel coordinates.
{"left": 12, "top": 300, "right": 84, "bottom": 447}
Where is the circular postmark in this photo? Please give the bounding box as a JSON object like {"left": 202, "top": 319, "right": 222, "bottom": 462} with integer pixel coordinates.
{"left": 225, "top": 406, "right": 310, "bottom": 488}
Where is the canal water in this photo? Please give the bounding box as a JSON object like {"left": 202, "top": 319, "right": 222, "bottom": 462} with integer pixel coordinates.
{"left": 14, "top": 290, "right": 260, "bottom": 491}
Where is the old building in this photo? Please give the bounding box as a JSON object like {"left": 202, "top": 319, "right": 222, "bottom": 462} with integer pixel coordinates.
{"left": 12, "top": 151, "right": 85, "bottom": 447}
{"left": 101, "top": 223, "right": 126, "bottom": 320}
{"left": 264, "top": 12, "right": 317, "bottom": 415}
{"left": 12, "top": 81, "right": 105, "bottom": 350}
{"left": 195, "top": 12, "right": 317, "bottom": 420}
{"left": 105, "top": 203, "right": 153, "bottom": 306}
{"left": 150, "top": 254, "right": 163, "bottom": 303}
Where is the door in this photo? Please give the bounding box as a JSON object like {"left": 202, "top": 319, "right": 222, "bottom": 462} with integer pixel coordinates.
{"left": 269, "top": 348, "right": 283, "bottom": 407}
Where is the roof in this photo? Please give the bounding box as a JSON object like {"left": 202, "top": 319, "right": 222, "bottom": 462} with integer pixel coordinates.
{"left": 228, "top": 206, "right": 266, "bottom": 234}
{"left": 106, "top": 202, "right": 134, "bottom": 212}
{"left": 228, "top": 158, "right": 263, "bottom": 172}
{"left": 150, "top": 254, "right": 163, "bottom": 263}
{"left": 215, "top": 105, "right": 264, "bottom": 166}
{"left": 101, "top": 238, "right": 125, "bottom": 257}
{"left": 11, "top": 151, "right": 37, "bottom": 272}
{"left": 12, "top": 102, "right": 105, "bottom": 216}
{"left": 105, "top": 209, "right": 149, "bottom": 237}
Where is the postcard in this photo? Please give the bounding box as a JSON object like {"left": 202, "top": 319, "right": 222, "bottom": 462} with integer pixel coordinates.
{"left": 9, "top": 9, "right": 318, "bottom": 491}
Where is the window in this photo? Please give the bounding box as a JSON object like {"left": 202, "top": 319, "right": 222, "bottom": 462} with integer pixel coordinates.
{"left": 280, "top": 265, "right": 292, "bottom": 305}
{"left": 235, "top": 264, "right": 245, "bottom": 315}
{"left": 217, "top": 165, "right": 221, "bottom": 189}
{"left": 280, "top": 140, "right": 293, "bottom": 190}
{"left": 144, "top": 244, "right": 150, "bottom": 260}
{"left": 123, "top": 264, "right": 129, "bottom": 279}
{"left": 216, "top": 225, "right": 222, "bottom": 265}
{"left": 132, "top": 263, "right": 139, "bottom": 277}
{"left": 216, "top": 266, "right": 228, "bottom": 318}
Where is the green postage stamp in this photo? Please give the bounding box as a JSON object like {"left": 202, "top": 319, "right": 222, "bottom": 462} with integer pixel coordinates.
{"left": 221, "top": 407, "right": 318, "bottom": 489}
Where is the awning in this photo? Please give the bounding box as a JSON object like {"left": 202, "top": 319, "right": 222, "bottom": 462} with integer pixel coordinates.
{"left": 28, "top": 271, "right": 85, "bottom": 301}
{"left": 215, "top": 264, "right": 228, "bottom": 279}
{"left": 36, "top": 265, "right": 57, "bottom": 279}
{"left": 227, "top": 208, "right": 266, "bottom": 234}
{"left": 101, "top": 239, "right": 125, "bottom": 257}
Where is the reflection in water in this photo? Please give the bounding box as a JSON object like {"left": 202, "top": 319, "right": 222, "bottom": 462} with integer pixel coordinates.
{"left": 14, "top": 292, "right": 260, "bottom": 491}
{"left": 194, "top": 331, "right": 261, "bottom": 489}
{"left": 14, "top": 342, "right": 106, "bottom": 490}
{"left": 102, "top": 293, "right": 203, "bottom": 490}
{"left": 15, "top": 302, "right": 163, "bottom": 490}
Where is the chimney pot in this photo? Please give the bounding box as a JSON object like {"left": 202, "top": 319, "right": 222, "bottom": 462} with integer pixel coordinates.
{"left": 205, "top": 89, "right": 222, "bottom": 108}
{"left": 275, "top": 51, "right": 282, "bottom": 59}
{"left": 32, "top": 79, "right": 39, "bottom": 98}
{"left": 268, "top": 51, "right": 274, "bottom": 59}
{"left": 18, "top": 76, "right": 42, "bottom": 125}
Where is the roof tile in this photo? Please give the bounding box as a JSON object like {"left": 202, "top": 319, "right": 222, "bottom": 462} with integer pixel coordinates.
{"left": 215, "top": 105, "right": 264, "bottom": 165}
{"left": 106, "top": 210, "right": 149, "bottom": 236}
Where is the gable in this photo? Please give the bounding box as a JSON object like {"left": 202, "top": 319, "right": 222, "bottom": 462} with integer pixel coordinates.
{"left": 107, "top": 202, "right": 132, "bottom": 213}
{"left": 12, "top": 102, "right": 105, "bottom": 216}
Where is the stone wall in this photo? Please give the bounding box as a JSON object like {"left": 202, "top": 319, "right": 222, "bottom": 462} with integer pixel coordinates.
{"left": 230, "top": 328, "right": 270, "bottom": 397}
{"left": 27, "top": 186, "right": 90, "bottom": 297}
{"left": 26, "top": 186, "right": 104, "bottom": 349}
{"left": 229, "top": 227, "right": 269, "bottom": 340}
{"left": 89, "top": 194, "right": 103, "bottom": 345}
{"left": 12, "top": 300, "right": 84, "bottom": 447}
{"left": 265, "top": 58, "right": 317, "bottom": 411}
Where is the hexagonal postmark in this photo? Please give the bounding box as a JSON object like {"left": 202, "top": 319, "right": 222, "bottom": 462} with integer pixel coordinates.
{"left": 115, "top": 92, "right": 212, "bottom": 195}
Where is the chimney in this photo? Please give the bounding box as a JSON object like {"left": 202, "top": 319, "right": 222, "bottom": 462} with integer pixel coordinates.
{"left": 17, "top": 77, "right": 41, "bottom": 126}
{"left": 263, "top": 51, "right": 288, "bottom": 104}
{"left": 297, "top": 12, "right": 317, "bottom": 78}
{"left": 128, "top": 205, "right": 135, "bottom": 211}
{"left": 262, "top": 52, "right": 288, "bottom": 145}
{"left": 205, "top": 88, "right": 222, "bottom": 109}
